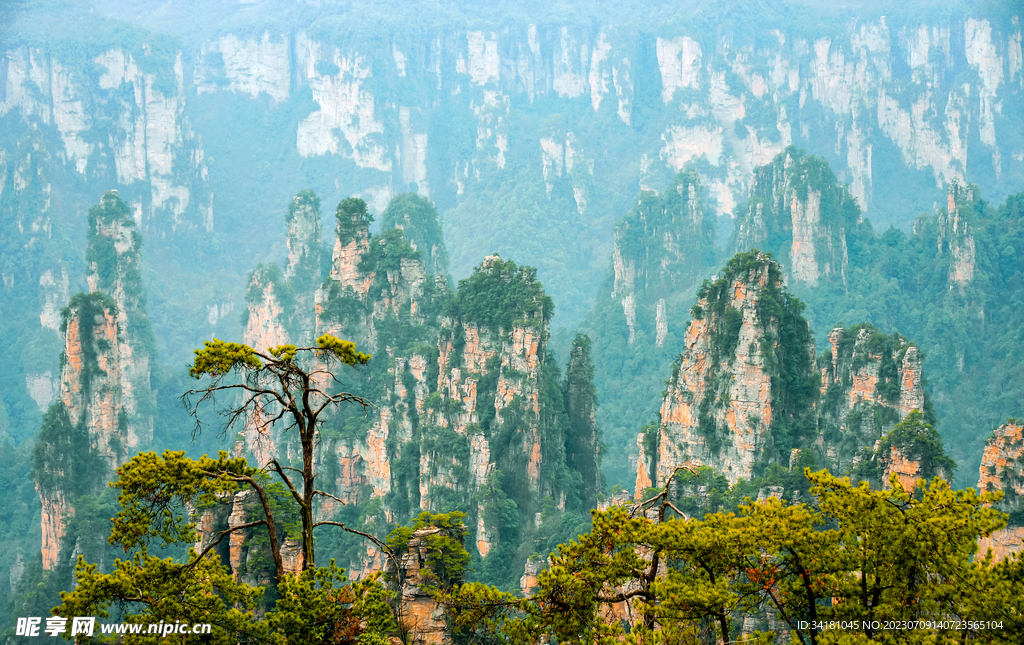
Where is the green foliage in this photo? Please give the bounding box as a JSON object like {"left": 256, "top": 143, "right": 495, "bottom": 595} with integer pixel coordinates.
{"left": 109, "top": 450, "right": 254, "bottom": 550}
{"left": 878, "top": 409, "right": 957, "bottom": 482}
{"left": 448, "top": 257, "right": 553, "bottom": 332}
{"left": 446, "top": 468, "right": 1021, "bottom": 644}
{"left": 389, "top": 512, "right": 471, "bottom": 592}
{"left": 31, "top": 403, "right": 107, "bottom": 497}
{"left": 564, "top": 333, "right": 602, "bottom": 509}
{"left": 379, "top": 192, "right": 450, "bottom": 277}
{"left": 55, "top": 548, "right": 268, "bottom": 644}
{"left": 268, "top": 562, "right": 396, "bottom": 644}
{"left": 715, "top": 306, "right": 744, "bottom": 362}
{"left": 317, "top": 334, "right": 372, "bottom": 366}
{"left": 336, "top": 198, "right": 374, "bottom": 246}
{"left": 189, "top": 339, "right": 264, "bottom": 377}
{"left": 86, "top": 191, "right": 143, "bottom": 296}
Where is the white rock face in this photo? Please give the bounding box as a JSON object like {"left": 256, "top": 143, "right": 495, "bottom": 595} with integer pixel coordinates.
{"left": 553, "top": 27, "right": 588, "bottom": 98}
{"left": 965, "top": 18, "right": 1004, "bottom": 172}
{"left": 25, "top": 372, "right": 57, "bottom": 411}
{"left": 399, "top": 107, "right": 429, "bottom": 194}
{"left": 789, "top": 189, "right": 822, "bottom": 286}
{"left": 296, "top": 36, "right": 391, "bottom": 171}
{"left": 195, "top": 32, "right": 291, "bottom": 102}
{"left": 877, "top": 87, "right": 965, "bottom": 188}
{"left": 1, "top": 49, "right": 92, "bottom": 174}
{"left": 467, "top": 31, "right": 500, "bottom": 85}
{"left": 661, "top": 125, "right": 725, "bottom": 169}
{"left": 38, "top": 268, "right": 69, "bottom": 332}
{"left": 93, "top": 49, "right": 208, "bottom": 228}
{"left": 1, "top": 47, "right": 208, "bottom": 228}
{"left": 657, "top": 36, "right": 702, "bottom": 102}
{"left": 589, "top": 32, "right": 612, "bottom": 111}
{"left": 613, "top": 59, "right": 633, "bottom": 124}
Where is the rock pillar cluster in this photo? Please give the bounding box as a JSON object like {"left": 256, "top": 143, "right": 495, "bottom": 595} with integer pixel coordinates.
{"left": 636, "top": 250, "right": 951, "bottom": 497}
{"left": 200, "top": 191, "right": 601, "bottom": 584}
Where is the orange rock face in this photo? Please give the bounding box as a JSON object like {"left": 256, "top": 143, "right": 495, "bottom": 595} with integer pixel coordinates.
{"left": 883, "top": 444, "right": 923, "bottom": 491}
{"left": 978, "top": 422, "right": 1023, "bottom": 496}
{"left": 976, "top": 421, "right": 1024, "bottom": 562}
{"left": 389, "top": 526, "right": 460, "bottom": 645}
{"left": 37, "top": 486, "right": 70, "bottom": 571}
{"left": 818, "top": 326, "right": 927, "bottom": 472}
{"left": 978, "top": 527, "right": 1024, "bottom": 563}
{"left": 519, "top": 556, "right": 545, "bottom": 596}
{"left": 641, "top": 258, "right": 780, "bottom": 492}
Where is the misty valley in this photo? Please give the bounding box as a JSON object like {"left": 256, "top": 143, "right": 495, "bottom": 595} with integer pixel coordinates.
{"left": 1, "top": 0, "right": 1024, "bottom": 643}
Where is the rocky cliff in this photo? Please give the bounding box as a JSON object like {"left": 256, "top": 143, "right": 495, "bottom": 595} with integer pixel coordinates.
{"left": 638, "top": 251, "right": 818, "bottom": 489}
{"left": 732, "top": 147, "right": 858, "bottom": 289}
{"left": 977, "top": 420, "right": 1024, "bottom": 562}
{"left": 635, "top": 251, "right": 950, "bottom": 495}
{"left": 817, "top": 324, "right": 927, "bottom": 472}
{"left": 0, "top": 46, "right": 212, "bottom": 231}
{"left": 31, "top": 191, "right": 156, "bottom": 570}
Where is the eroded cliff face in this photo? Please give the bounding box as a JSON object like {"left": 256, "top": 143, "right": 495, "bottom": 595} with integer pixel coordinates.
{"left": 817, "top": 325, "right": 926, "bottom": 471}
{"left": 639, "top": 252, "right": 797, "bottom": 488}
{"left": 32, "top": 191, "right": 157, "bottom": 570}
{"left": 1, "top": 47, "right": 212, "bottom": 230}
{"left": 733, "top": 147, "right": 855, "bottom": 288}
{"left": 977, "top": 421, "right": 1024, "bottom": 562}
{"left": 609, "top": 170, "right": 714, "bottom": 346}
{"left": 177, "top": 15, "right": 1022, "bottom": 223}
{"left": 37, "top": 291, "right": 127, "bottom": 570}
{"left": 635, "top": 251, "right": 945, "bottom": 496}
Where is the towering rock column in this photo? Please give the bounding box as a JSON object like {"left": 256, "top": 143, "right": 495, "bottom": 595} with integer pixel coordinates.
{"left": 283, "top": 189, "right": 323, "bottom": 342}
{"left": 638, "top": 251, "right": 816, "bottom": 491}
{"left": 34, "top": 189, "right": 156, "bottom": 570}
{"left": 565, "top": 334, "right": 602, "bottom": 510}
{"left": 84, "top": 190, "right": 155, "bottom": 448}
{"left": 429, "top": 255, "right": 551, "bottom": 556}
{"left": 939, "top": 179, "right": 978, "bottom": 290}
